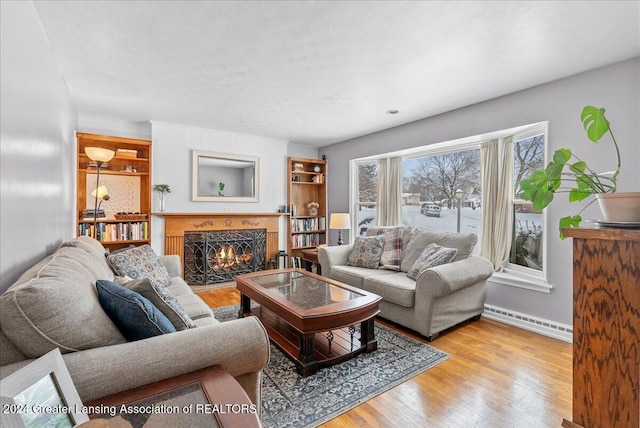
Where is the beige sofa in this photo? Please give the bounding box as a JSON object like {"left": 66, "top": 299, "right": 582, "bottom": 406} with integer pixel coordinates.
{"left": 0, "top": 236, "right": 269, "bottom": 411}
{"left": 319, "top": 227, "right": 494, "bottom": 340}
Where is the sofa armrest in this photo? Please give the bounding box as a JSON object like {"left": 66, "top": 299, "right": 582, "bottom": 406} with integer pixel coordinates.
{"left": 160, "top": 254, "right": 182, "bottom": 277}
{"left": 318, "top": 245, "right": 353, "bottom": 277}
{"left": 0, "top": 317, "right": 270, "bottom": 405}
{"left": 415, "top": 256, "right": 494, "bottom": 297}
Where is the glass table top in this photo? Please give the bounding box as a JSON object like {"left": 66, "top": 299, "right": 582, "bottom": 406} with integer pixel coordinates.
{"left": 251, "top": 271, "right": 364, "bottom": 310}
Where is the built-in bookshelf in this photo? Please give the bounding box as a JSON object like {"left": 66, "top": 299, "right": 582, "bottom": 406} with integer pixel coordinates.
{"left": 287, "top": 157, "right": 327, "bottom": 258}
{"left": 76, "top": 132, "right": 151, "bottom": 251}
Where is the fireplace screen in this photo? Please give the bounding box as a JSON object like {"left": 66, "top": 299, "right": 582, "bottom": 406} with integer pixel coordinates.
{"left": 184, "top": 229, "right": 266, "bottom": 285}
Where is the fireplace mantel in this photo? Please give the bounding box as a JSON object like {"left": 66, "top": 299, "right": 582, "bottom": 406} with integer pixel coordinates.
{"left": 154, "top": 212, "right": 287, "bottom": 272}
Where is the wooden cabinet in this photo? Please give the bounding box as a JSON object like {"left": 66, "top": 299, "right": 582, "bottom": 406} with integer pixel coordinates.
{"left": 76, "top": 132, "right": 151, "bottom": 250}
{"left": 287, "top": 157, "right": 327, "bottom": 258}
{"left": 562, "top": 228, "right": 640, "bottom": 428}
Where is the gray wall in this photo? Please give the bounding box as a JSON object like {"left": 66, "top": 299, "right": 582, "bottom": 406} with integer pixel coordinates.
{"left": 1, "top": 1, "right": 78, "bottom": 293}
{"left": 319, "top": 58, "right": 640, "bottom": 326}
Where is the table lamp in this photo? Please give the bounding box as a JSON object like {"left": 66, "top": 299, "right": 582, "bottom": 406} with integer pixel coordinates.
{"left": 330, "top": 213, "right": 351, "bottom": 245}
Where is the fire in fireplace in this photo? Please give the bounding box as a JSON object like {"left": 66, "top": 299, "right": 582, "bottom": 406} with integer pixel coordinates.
{"left": 184, "top": 229, "right": 266, "bottom": 285}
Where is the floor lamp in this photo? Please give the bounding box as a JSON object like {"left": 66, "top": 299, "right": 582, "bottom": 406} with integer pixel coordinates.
{"left": 85, "top": 147, "right": 115, "bottom": 240}
{"left": 330, "top": 213, "right": 351, "bottom": 245}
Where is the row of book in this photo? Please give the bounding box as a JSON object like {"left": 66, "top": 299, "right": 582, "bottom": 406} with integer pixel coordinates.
{"left": 290, "top": 233, "right": 324, "bottom": 249}
{"left": 79, "top": 221, "right": 149, "bottom": 242}
{"left": 290, "top": 216, "right": 326, "bottom": 232}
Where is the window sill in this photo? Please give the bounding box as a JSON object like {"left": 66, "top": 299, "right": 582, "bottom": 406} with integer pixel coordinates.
{"left": 489, "top": 271, "right": 553, "bottom": 293}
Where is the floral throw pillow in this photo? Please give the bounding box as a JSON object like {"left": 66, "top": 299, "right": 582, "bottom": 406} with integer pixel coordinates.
{"left": 407, "top": 243, "right": 458, "bottom": 280}
{"left": 346, "top": 235, "right": 386, "bottom": 269}
{"left": 106, "top": 245, "right": 171, "bottom": 288}
{"left": 106, "top": 246, "right": 196, "bottom": 329}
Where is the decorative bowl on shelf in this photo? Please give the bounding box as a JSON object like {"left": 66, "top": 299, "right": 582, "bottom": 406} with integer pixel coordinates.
{"left": 114, "top": 212, "right": 147, "bottom": 221}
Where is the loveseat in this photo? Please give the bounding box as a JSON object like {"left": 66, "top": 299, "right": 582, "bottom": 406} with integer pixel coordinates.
{"left": 0, "top": 236, "right": 269, "bottom": 413}
{"left": 319, "top": 227, "right": 494, "bottom": 340}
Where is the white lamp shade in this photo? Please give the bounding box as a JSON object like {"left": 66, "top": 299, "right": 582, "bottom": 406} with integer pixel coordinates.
{"left": 85, "top": 147, "right": 115, "bottom": 163}
{"left": 330, "top": 213, "right": 351, "bottom": 230}
{"left": 91, "top": 185, "right": 109, "bottom": 200}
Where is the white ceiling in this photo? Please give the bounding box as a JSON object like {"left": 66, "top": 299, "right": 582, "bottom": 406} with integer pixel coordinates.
{"left": 33, "top": 1, "right": 639, "bottom": 147}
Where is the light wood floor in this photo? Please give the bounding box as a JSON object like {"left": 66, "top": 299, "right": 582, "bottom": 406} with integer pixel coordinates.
{"left": 198, "top": 287, "right": 573, "bottom": 428}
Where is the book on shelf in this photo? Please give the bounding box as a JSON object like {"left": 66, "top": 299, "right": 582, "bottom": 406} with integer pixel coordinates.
{"left": 290, "top": 216, "right": 326, "bottom": 232}
{"left": 78, "top": 221, "right": 149, "bottom": 242}
{"left": 290, "top": 233, "right": 324, "bottom": 249}
{"left": 116, "top": 148, "right": 138, "bottom": 159}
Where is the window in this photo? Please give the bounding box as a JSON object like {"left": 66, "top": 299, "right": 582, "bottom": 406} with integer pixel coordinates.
{"left": 402, "top": 148, "right": 482, "bottom": 239}
{"left": 349, "top": 121, "right": 549, "bottom": 291}
{"left": 354, "top": 161, "right": 377, "bottom": 236}
{"left": 509, "top": 133, "right": 545, "bottom": 272}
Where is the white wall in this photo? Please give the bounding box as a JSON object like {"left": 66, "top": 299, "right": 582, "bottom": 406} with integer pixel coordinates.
{"left": 0, "top": 1, "right": 78, "bottom": 292}
{"left": 151, "top": 122, "right": 289, "bottom": 254}
{"left": 78, "top": 115, "right": 151, "bottom": 140}
{"left": 319, "top": 58, "right": 640, "bottom": 327}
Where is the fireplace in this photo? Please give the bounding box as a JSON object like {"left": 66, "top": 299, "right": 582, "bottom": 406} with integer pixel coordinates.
{"left": 184, "top": 229, "right": 266, "bottom": 285}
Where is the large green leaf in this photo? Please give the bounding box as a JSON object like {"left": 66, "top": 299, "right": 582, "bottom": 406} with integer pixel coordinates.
{"left": 559, "top": 215, "right": 582, "bottom": 239}
{"left": 581, "top": 106, "right": 610, "bottom": 142}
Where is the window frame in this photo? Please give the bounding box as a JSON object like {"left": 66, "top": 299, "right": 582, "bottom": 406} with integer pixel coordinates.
{"left": 349, "top": 121, "right": 552, "bottom": 293}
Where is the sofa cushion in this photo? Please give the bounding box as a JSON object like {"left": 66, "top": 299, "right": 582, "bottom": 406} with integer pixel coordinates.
{"left": 328, "top": 265, "right": 396, "bottom": 290}
{"left": 59, "top": 236, "right": 115, "bottom": 281}
{"left": 407, "top": 243, "right": 458, "bottom": 280}
{"left": 167, "top": 277, "right": 194, "bottom": 297}
{"left": 363, "top": 273, "right": 416, "bottom": 308}
{"left": 106, "top": 245, "right": 172, "bottom": 288}
{"left": 96, "top": 280, "right": 176, "bottom": 341}
{"left": 346, "top": 235, "right": 386, "bottom": 269}
{"left": 122, "top": 278, "right": 196, "bottom": 330}
{"left": 175, "top": 294, "right": 215, "bottom": 320}
{"left": 0, "top": 247, "right": 126, "bottom": 358}
{"left": 367, "top": 226, "right": 404, "bottom": 271}
{"left": 61, "top": 236, "right": 112, "bottom": 268}
{"left": 401, "top": 229, "right": 477, "bottom": 272}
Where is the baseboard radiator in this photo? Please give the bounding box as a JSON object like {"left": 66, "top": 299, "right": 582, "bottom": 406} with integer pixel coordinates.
{"left": 482, "top": 304, "right": 573, "bottom": 343}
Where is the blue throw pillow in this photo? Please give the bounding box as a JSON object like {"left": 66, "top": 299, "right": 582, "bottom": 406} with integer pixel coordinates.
{"left": 96, "top": 280, "right": 176, "bottom": 341}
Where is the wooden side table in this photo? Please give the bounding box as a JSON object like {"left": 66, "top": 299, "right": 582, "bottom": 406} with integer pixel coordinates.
{"left": 83, "top": 365, "right": 261, "bottom": 428}
{"left": 300, "top": 248, "right": 321, "bottom": 275}
{"left": 562, "top": 228, "right": 639, "bottom": 428}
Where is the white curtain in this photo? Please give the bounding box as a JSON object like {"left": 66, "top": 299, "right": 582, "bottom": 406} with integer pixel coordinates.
{"left": 376, "top": 157, "right": 402, "bottom": 226}
{"left": 480, "top": 137, "right": 514, "bottom": 271}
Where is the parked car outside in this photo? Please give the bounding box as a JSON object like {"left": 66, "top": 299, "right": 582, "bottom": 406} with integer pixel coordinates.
{"left": 421, "top": 203, "right": 441, "bottom": 217}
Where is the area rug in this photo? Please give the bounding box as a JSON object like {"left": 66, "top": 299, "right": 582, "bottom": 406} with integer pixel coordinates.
{"left": 212, "top": 305, "right": 450, "bottom": 428}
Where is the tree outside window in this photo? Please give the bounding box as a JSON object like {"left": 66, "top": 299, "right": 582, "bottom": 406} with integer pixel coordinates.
{"left": 355, "top": 162, "right": 377, "bottom": 236}
{"left": 402, "top": 149, "right": 481, "bottom": 238}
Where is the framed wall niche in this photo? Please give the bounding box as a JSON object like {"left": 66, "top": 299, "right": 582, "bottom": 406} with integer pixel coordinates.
{"left": 192, "top": 150, "right": 259, "bottom": 202}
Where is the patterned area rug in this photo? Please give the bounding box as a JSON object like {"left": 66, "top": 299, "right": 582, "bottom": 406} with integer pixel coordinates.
{"left": 212, "top": 305, "right": 450, "bottom": 428}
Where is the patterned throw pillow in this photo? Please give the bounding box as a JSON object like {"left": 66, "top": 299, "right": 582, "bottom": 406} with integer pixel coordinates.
{"left": 106, "top": 245, "right": 171, "bottom": 288}
{"left": 96, "top": 280, "right": 176, "bottom": 341}
{"left": 370, "top": 226, "right": 404, "bottom": 271}
{"left": 124, "top": 278, "right": 196, "bottom": 330}
{"left": 346, "top": 235, "right": 386, "bottom": 269}
{"left": 106, "top": 245, "right": 196, "bottom": 329}
{"left": 407, "top": 243, "right": 458, "bottom": 280}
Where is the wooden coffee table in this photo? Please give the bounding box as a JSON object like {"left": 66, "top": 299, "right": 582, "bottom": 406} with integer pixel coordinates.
{"left": 235, "top": 269, "right": 381, "bottom": 377}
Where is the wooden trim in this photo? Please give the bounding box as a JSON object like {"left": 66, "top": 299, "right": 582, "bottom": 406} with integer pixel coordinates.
{"left": 159, "top": 213, "right": 286, "bottom": 271}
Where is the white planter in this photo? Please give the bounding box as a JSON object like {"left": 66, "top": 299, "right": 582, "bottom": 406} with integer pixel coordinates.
{"left": 596, "top": 192, "right": 640, "bottom": 222}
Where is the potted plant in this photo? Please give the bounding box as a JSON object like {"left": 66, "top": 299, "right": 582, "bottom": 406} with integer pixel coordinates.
{"left": 153, "top": 184, "right": 171, "bottom": 212}
{"left": 218, "top": 182, "right": 225, "bottom": 196}
{"left": 519, "top": 105, "right": 639, "bottom": 239}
